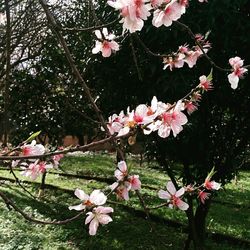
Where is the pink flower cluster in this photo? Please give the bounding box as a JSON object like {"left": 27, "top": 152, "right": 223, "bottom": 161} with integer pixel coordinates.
{"left": 184, "top": 169, "right": 221, "bottom": 205}
{"left": 106, "top": 96, "right": 188, "bottom": 138}
{"left": 227, "top": 56, "right": 248, "bottom": 89}
{"left": 12, "top": 141, "right": 64, "bottom": 180}
{"left": 197, "top": 172, "right": 221, "bottom": 204}
{"left": 92, "top": 28, "right": 119, "bottom": 57}
{"left": 110, "top": 161, "right": 141, "bottom": 200}
{"left": 158, "top": 172, "right": 220, "bottom": 209}
{"left": 108, "top": 0, "right": 152, "bottom": 33}
{"left": 69, "top": 189, "right": 113, "bottom": 235}
{"left": 69, "top": 161, "right": 141, "bottom": 235}
{"left": 107, "top": 0, "right": 189, "bottom": 33}
{"left": 106, "top": 74, "right": 213, "bottom": 139}
{"left": 163, "top": 36, "right": 211, "bottom": 70}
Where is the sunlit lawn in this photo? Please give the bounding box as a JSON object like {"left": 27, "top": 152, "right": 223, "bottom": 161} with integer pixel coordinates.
{"left": 0, "top": 153, "right": 249, "bottom": 249}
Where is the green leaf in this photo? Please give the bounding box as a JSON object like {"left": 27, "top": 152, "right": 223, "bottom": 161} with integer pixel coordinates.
{"left": 25, "top": 131, "right": 41, "bottom": 143}
{"left": 207, "top": 167, "right": 216, "bottom": 180}
{"left": 207, "top": 68, "right": 213, "bottom": 82}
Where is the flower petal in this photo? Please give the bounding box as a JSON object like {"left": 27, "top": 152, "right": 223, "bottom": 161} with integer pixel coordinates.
{"left": 68, "top": 203, "right": 86, "bottom": 211}
{"left": 158, "top": 190, "right": 171, "bottom": 200}
{"left": 175, "top": 187, "right": 185, "bottom": 198}
{"left": 89, "top": 218, "right": 99, "bottom": 235}
{"left": 90, "top": 190, "right": 107, "bottom": 205}
{"left": 167, "top": 181, "right": 176, "bottom": 195}
{"left": 98, "top": 214, "right": 113, "bottom": 225}
{"left": 85, "top": 212, "right": 95, "bottom": 225}
{"left": 74, "top": 188, "right": 89, "bottom": 201}
{"left": 176, "top": 199, "right": 189, "bottom": 211}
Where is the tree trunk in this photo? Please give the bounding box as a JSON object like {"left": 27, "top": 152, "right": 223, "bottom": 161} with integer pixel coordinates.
{"left": 38, "top": 172, "right": 47, "bottom": 198}
{"left": 194, "top": 200, "right": 211, "bottom": 246}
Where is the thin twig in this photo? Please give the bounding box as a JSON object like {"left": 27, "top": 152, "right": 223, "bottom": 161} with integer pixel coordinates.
{"left": 0, "top": 190, "right": 84, "bottom": 225}
{"left": 62, "top": 18, "right": 120, "bottom": 32}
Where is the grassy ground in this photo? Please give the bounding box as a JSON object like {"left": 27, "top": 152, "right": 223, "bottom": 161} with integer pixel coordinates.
{"left": 0, "top": 153, "right": 249, "bottom": 250}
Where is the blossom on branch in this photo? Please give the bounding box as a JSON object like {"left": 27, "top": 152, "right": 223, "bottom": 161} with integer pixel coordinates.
{"left": 21, "top": 140, "right": 45, "bottom": 156}
{"left": 227, "top": 56, "right": 248, "bottom": 89}
{"left": 203, "top": 167, "right": 221, "bottom": 191}
{"left": 158, "top": 181, "right": 189, "bottom": 210}
{"left": 157, "top": 101, "right": 188, "bottom": 138}
{"left": 110, "top": 161, "right": 141, "bottom": 200}
{"left": 92, "top": 28, "right": 119, "bottom": 57}
{"left": 69, "top": 189, "right": 107, "bottom": 211}
{"left": 198, "top": 190, "right": 211, "bottom": 204}
{"left": 21, "top": 160, "right": 53, "bottom": 180}
{"left": 163, "top": 38, "right": 211, "bottom": 70}
{"left": 199, "top": 75, "right": 213, "bottom": 91}
{"left": 152, "top": 0, "right": 187, "bottom": 28}
{"left": 85, "top": 206, "right": 114, "bottom": 235}
{"left": 108, "top": 0, "right": 151, "bottom": 33}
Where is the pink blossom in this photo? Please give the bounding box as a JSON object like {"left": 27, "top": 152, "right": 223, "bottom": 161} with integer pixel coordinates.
{"left": 85, "top": 206, "right": 113, "bottom": 235}
{"left": 92, "top": 28, "right": 119, "bottom": 57}
{"left": 128, "top": 175, "right": 141, "bottom": 190}
{"left": 21, "top": 160, "right": 53, "bottom": 180}
{"left": 158, "top": 101, "right": 188, "bottom": 138}
{"left": 204, "top": 178, "right": 221, "bottom": 190}
{"left": 113, "top": 183, "right": 131, "bottom": 200}
{"left": 191, "top": 91, "right": 202, "bottom": 102}
{"left": 114, "top": 161, "right": 128, "bottom": 181}
{"left": 107, "top": 111, "right": 125, "bottom": 135}
{"left": 152, "top": 1, "right": 183, "bottom": 28}
{"left": 198, "top": 190, "right": 211, "bottom": 204}
{"left": 158, "top": 181, "right": 189, "bottom": 210}
{"left": 108, "top": 0, "right": 151, "bottom": 33}
{"left": 185, "top": 101, "right": 198, "bottom": 115}
{"left": 21, "top": 161, "right": 39, "bottom": 180}
{"left": 228, "top": 56, "right": 248, "bottom": 89}
{"left": 38, "top": 161, "right": 53, "bottom": 174}
{"left": 69, "top": 189, "right": 107, "bottom": 211}
{"left": 133, "top": 104, "right": 157, "bottom": 126}
{"left": 184, "top": 50, "right": 201, "bottom": 68}
{"left": 163, "top": 54, "right": 185, "bottom": 71}
{"left": 21, "top": 140, "right": 45, "bottom": 156}
{"left": 52, "top": 150, "right": 64, "bottom": 167}
{"left": 111, "top": 161, "right": 141, "bottom": 200}
{"left": 199, "top": 75, "right": 213, "bottom": 91}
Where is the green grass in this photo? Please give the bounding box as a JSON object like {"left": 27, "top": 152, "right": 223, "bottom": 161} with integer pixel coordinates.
{"left": 0, "top": 153, "right": 249, "bottom": 249}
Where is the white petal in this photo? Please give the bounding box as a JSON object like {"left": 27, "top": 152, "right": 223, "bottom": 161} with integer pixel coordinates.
{"left": 110, "top": 182, "right": 119, "bottom": 191}
{"left": 228, "top": 73, "right": 239, "bottom": 89}
{"left": 175, "top": 187, "right": 185, "bottom": 197}
{"left": 118, "top": 161, "right": 127, "bottom": 172}
{"left": 95, "top": 206, "right": 114, "bottom": 214}
{"left": 177, "top": 200, "right": 189, "bottom": 211}
{"left": 94, "top": 30, "right": 102, "bottom": 39}
{"left": 89, "top": 218, "right": 99, "bottom": 235}
{"left": 74, "top": 188, "right": 89, "bottom": 201}
{"left": 68, "top": 203, "right": 85, "bottom": 211}
{"left": 167, "top": 181, "right": 176, "bottom": 195}
{"left": 98, "top": 214, "right": 113, "bottom": 225}
{"left": 90, "top": 190, "right": 107, "bottom": 205}
{"left": 85, "top": 212, "right": 94, "bottom": 224}
{"left": 158, "top": 190, "right": 171, "bottom": 200}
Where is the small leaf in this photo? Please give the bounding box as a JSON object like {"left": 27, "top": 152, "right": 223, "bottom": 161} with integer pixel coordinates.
{"left": 207, "top": 68, "right": 213, "bottom": 81}
{"left": 207, "top": 167, "right": 216, "bottom": 179}
{"left": 25, "top": 131, "right": 41, "bottom": 143}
